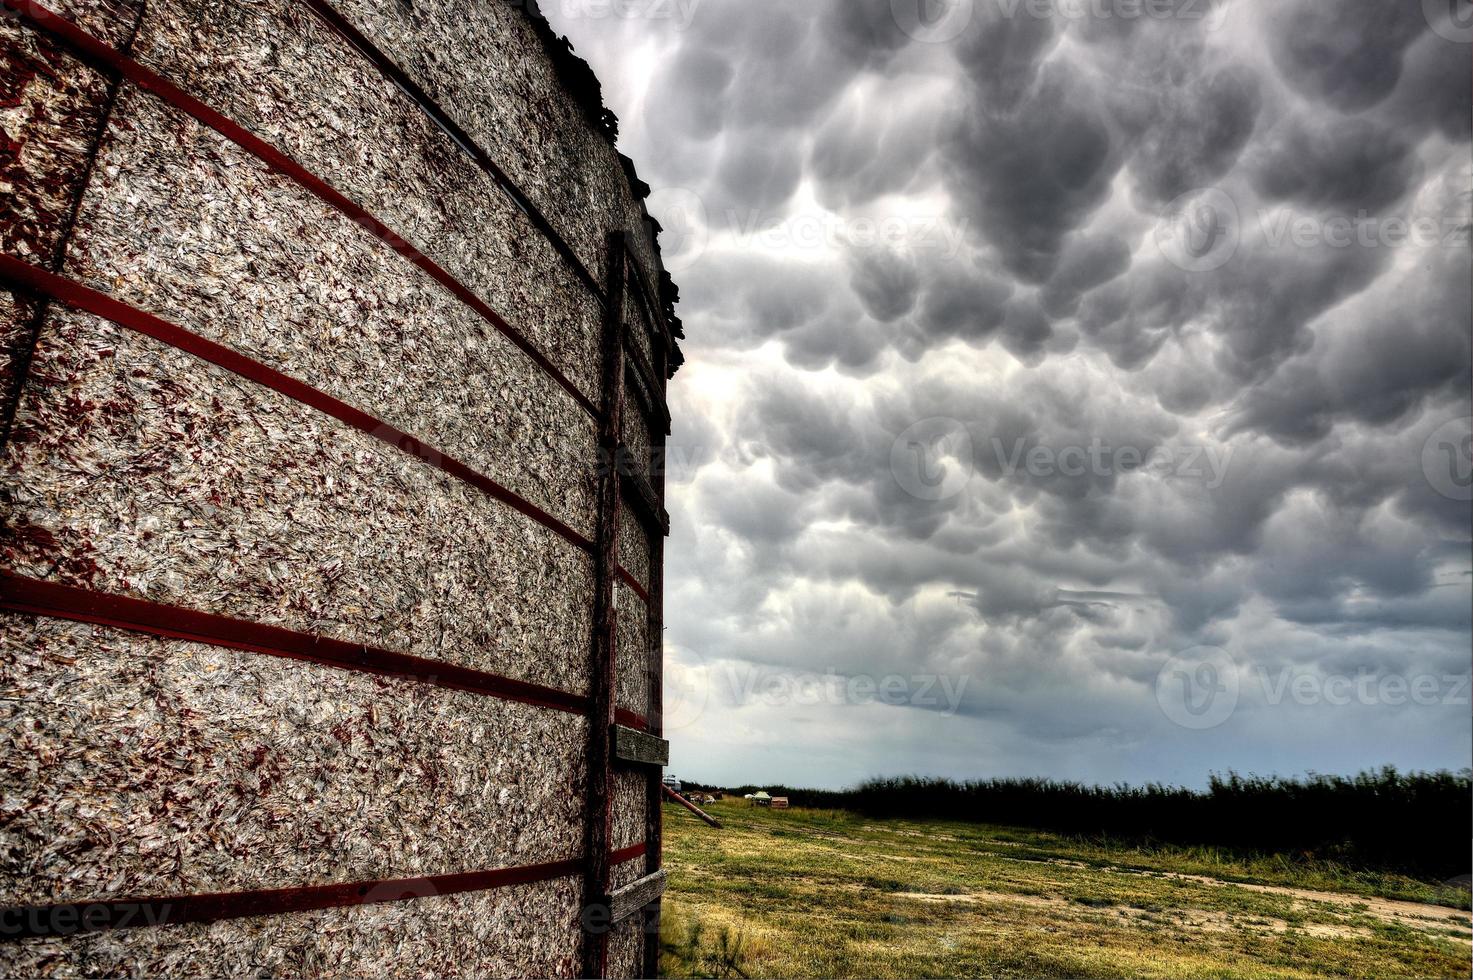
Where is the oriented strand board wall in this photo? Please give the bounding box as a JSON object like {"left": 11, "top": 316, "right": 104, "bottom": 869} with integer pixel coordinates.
{"left": 0, "top": 0, "right": 677, "bottom": 975}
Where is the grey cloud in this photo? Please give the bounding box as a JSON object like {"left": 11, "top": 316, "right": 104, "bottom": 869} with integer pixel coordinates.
{"left": 737, "top": 376, "right": 876, "bottom": 493}
{"left": 808, "top": 97, "right": 940, "bottom": 210}
{"left": 955, "top": 3, "right": 1059, "bottom": 112}
{"left": 819, "top": 0, "right": 921, "bottom": 66}
{"left": 647, "top": 46, "right": 734, "bottom": 141}
{"left": 1122, "top": 59, "right": 1262, "bottom": 205}
{"left": 1382, "top": 30, "right": 1473, "bottom": 142}
{"left": 782, "top": 311, "right": 890, "bottom": 375}
{"left": 697, "top": 475, "right": 809, "bottom": 546}
{"left": 544, "top": 0, "right": 1472, "bottom": 787}
{"left": 1137, "top": 64, "right": 1261, "bottom": 202}
{"left": 847, "top": 246, "right": 921, "bottom": 322}
{"left": 1040, "top": 232, "right": 1131, "bottom": 319}
{"left": 714, "top": 136, "right": 804, "bottom": 213}
{"left": 997, "top": 296, "right": 1057, "bottom": 362}
{"left": 677, "top": 252, "right": 838, "bottom": 347}
{"left": 1226, "top": 245, "right": 1470, "bottom": 445}
{"left": 1065, "top": 18, "right": 1261, "bottom": 203}
{"left": 1249, "top": 117, "right": 1416, "bottom": 214}
{"left": 1078, "top": 232, "right": 1387, "bottom": 379}
{"left": 945, "top": 63, "right": 1122, "bottom": 282}
{"left": 912, "top": 260, "right": 1014, "bottom": 350}
{"left": 1279, "top": 590, "right": 1473, "bottom": 636}
{"left": 1264, "top": 0, "right": 1429, "bottom": 113}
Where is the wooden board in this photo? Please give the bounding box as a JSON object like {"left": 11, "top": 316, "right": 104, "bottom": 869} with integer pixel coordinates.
{"left": 607, "top": 870, "right": 667, "bottom": 926}
{"left": 613, "top": 724, "right": 669, "bottom": 767}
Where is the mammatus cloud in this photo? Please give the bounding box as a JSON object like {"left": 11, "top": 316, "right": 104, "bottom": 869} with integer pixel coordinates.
{"left": 545, "top": 0, "right": 1472, "bottom": 789}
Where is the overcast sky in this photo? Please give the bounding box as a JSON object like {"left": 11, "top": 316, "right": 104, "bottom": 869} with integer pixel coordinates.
{"left": 544, "top": 0, "right": 1472, "bottom": 789}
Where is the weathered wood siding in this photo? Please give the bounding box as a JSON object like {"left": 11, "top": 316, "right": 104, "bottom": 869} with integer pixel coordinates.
{"left": 0, "top": 0, "right": 677, "bottom": 975}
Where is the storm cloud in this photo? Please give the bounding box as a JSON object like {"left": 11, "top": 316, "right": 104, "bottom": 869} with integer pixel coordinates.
{"left": 547, "top": 0, "right": 1471, "bottom": 789}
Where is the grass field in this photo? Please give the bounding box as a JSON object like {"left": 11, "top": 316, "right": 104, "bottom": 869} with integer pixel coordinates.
{"left": 659, "top": 799, "right": 1473, "bottom": 979}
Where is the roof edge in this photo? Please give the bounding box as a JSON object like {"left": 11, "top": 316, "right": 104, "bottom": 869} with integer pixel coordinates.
{"left": 507, "top": 1, "right": 685, "bottom": 370}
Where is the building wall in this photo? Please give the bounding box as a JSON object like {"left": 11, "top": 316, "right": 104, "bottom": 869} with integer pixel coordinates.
{"left": 0, "top": 0, "right": 675, "bottom": 975}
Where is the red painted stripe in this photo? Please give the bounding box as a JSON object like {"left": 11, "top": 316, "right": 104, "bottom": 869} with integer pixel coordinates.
{"left": 0, "top": 859, "right": 583, "bottom": 940}
{"left": 0, "top": 573, "right": 591, "bottom": 717}
{"left": 0, "top": 846, "right": 645, "bottom": 941}
{"left": 610, "top": 843, "right": 647, "bottom": 867}
{"left": 298, "top": 0, "right": 607, "bottom": 306}
{"left": 613, "top": 709, "right": 648, "bottom": 732}
{"left": 0, "top": 0, "right": 599, "bottom": 420}
{"left": 0, "top": 255, "right": 595, "bottom": 553}
{"left": 618, "top": 568, "right": 651, "bottom": 606}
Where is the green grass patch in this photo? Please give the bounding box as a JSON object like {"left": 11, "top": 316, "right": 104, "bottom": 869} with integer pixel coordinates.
{"left": 660, "top": 800, "right": 1472, "bottom": 979}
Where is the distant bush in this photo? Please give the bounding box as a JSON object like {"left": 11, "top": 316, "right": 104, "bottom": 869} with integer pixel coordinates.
{"left": 698, "top": 768, "right": 1471, "bottom": 879}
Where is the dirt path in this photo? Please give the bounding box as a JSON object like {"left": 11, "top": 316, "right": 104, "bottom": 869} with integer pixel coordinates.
{"left": 1144, "top": 869, "right": 1471, "bottom": 930}
{"left": 893, "top": 890, "right": 1377, "bottom": 940}
{"left": 989, "top": 852, "right": 1470, "bottom": 936}
{"left": 857, "top": 823, "right": 1469, "bottom": 937}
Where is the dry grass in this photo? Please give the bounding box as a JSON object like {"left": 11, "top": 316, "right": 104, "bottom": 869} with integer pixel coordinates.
{"left": 660, "top": 801, "right": 1472, "bottom": 979}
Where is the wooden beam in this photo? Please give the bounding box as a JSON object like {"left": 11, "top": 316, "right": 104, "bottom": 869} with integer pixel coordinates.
{"left": 613, "top": 724, "right": 669, "bottom": 766}
{"left": 581, "top": 232, "right": 629, "bottom": 980}
{"left": 623, "top": 328, "right": 671, "bottom": 434}
{"left": 621, "top": 360, "right": 659, "bottom": 433}
{"left": 619, "top": 461, "right": 670, "bottom": 538}
{"left": 607, "top": 870, "right": 668, "bottom": 926}
{"left": 620, "top": 231, "right": 675, "bottom": 354}
{"left": 662, "top": 785, "right": 723, "bottom": 829}
{"left": 641, "top": 251, "right": 671, "bottom": 980}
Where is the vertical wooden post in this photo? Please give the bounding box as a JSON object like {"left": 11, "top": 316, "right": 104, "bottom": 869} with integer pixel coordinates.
{"left": 583, "top": 232, "right": 628, "bottom": 980}
{"left": 640, "top": 251, "right": 672, "bottom": 980}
